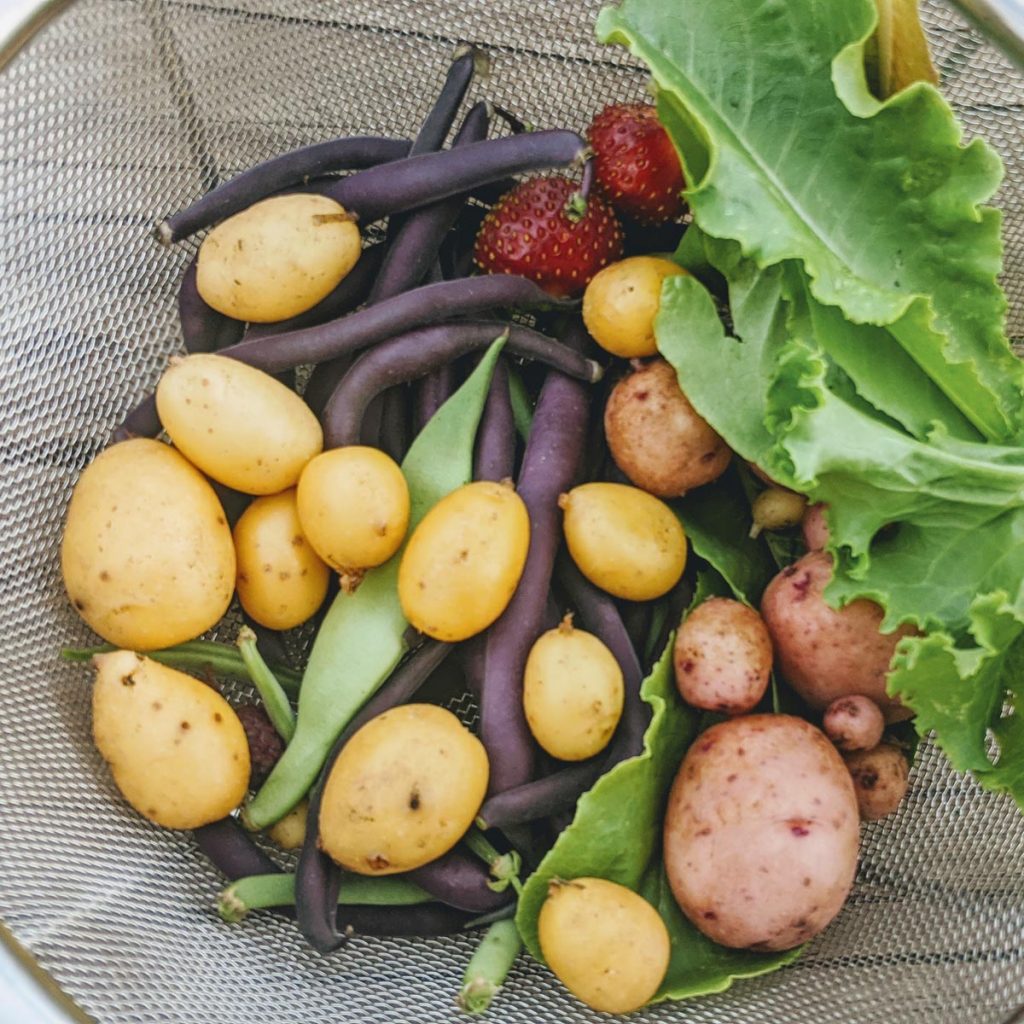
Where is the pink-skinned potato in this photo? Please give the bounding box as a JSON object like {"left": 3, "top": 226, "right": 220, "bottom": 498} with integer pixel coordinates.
{"left": 760, "top": 552, "right": 916, "bottom": 722}
{"left": 664, "top": 714, "right": 860, "bottom": 951}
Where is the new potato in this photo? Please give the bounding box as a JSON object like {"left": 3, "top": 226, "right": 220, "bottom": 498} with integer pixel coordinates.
{"left": 523, "top": 617, "right": 624, "bottom": 761}
{"left": 538, "top": 877, "right": 670, "bottom": 1013}
{"left": 398, "top": 481, "right": 529, "bottom": 642}
{"left": 157, "top": 353, "right": 323, "bottom": 495}
{"left": 664, "top": 714, "right": 860, "bottom": 951}
{"left": 196, "top": 193, "right": 361, "bottom": 322}
{"left": 297, "top": 446, "right": 410, "bottom": 575}
{"left": 560, "top": 482, "right": 686, "bottom": 600}
{"left": 582, "top": 255, "right": 687, "bottom": 358}
{"left": 760, "top": 552, "right": 916, "bottom": 721}
{"left": 319, "top": 704, "right": 488, "bottom": 875}
{"left": 61, "top": 438, "right": 235, "bottom": 650}
{"left": 233, "top": 489, "right": 329, "bottom": 630}
{"left": 92, "top": 651, "right": 250, "bottom": 829}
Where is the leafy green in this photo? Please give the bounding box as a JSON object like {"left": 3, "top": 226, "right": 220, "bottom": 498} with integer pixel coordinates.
{"left": 674, "top": 470, "right": 777, "bottom": 603}
{"left": 597, "top": 0, "right": 1022, "bottom": 443}
{"left": 517, "top": 573, "right": 799, "bottom": 1000}
{"left": 655, "top": 254, "right": 1024, "bottom": 805}
{"left": 246, "top": 339, "right": 506, "bottom": 827}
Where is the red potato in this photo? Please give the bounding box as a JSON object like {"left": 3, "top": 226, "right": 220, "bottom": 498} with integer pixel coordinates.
{"left": 664, "top": 714, "right": 860, "bottom": 951}
{"left": 823, "top": 695, "right": 885, "bottom": 752}
{"left": 760, "top": 552, "right": 916, "bottom": 722}
{"left": 802, "top": 503, "right": 831, "bottom": 551}
{"left": 673, "top": 598, "right": 772, "bottom": 714}
{"left": 604, "top": 359, "right": 731, "bottom": 498}
{"left": 845, "top": 744, "right": 910, "bottom": 821}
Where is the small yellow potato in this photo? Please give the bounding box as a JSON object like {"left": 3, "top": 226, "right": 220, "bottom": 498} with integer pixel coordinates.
{"left": 92, "top": 651, "right": 250, "bottom": 829}
{"left": 582, "top": 255, "right": 688, "bottom": 358}
{"left": 61, "top": 438, "right": 235, "bottom": 650}
{"left": 560, "top": 482, "right": 686, "bottom": 601}
{"left": 233, "top": 489, "right": 329, "bottom": 630}
{"left": 750, "top": 487, "right": 807, "bottom": 537}
{"left": 319, "top": 704, "right": 488, "bottom": 875}
{"left": 297, "top": 447, "right": 409, "bottom": 577}
{"left": 196, "top": 193, "right": 361, "bottom": 322}
{"left": 398, "top": 481, "right": 529, "bottom": 641}
{"left": 156, "top": 353, "right": 323, "bottom": 495}
{"left": 664, "top": 715, "right": 860, "bottom": 951}
{"left": 604, "top": 358, "right": 731, "bottom": 497}
{"left": 538, "top": 877, "right": 670, "bottom": 1013}
{"left": 523, "top": 616, "right": 624, "bottom": 761}
{"left": 268, "top": 799, "right": 308, "bottom": 850}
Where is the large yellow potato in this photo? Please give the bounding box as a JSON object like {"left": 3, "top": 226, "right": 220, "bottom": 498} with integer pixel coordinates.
{"left": 92, "top": 651, "right": 250, "bottom": 829}
{"left": 538, "top": 877, "right": 670, "bottom": 1013}
{"left": 233, "top": 489, "right": 329, "bottom": 630}
{"left": 664, "top": 714, "right": 860, "bottom": 951}
{"left": 196, "top": 193, "right": 361, "bottom": 322}
{"left": 319, "top": 704, "right": 488, "bottom": 875}
{"left": 156, "top": 353, "right": 323, "bottom": 494}
{"left": 61, "top": 438, "right": 235, "bottom": 650}
{"left": 398, "top": 481, "right": 530, "bottom": 641}
{"left": 297, "top": 446, "right": 410, "bottom": 576}
{"left": 582, "top": 256, "right": 687, "bottom": 358}
{"left": 560, "top": 482, "right": 686, "bottom": 600}
{"left": 523, "top": 617, "right": 624, "bottom": 761}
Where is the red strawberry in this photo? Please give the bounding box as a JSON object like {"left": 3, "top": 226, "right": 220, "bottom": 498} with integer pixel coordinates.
{"left": 473, "top": 175, "right": 623, "bottom": 298}
{"left": 588, "top": 103, "right": 686, "bottom": 224}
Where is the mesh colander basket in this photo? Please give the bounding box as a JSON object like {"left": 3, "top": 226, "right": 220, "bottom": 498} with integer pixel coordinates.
{"left": 1, "top": 2, "right": 1023, "bottom": 1022}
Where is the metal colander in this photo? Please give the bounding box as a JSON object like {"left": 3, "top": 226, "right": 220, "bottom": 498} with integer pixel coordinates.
{"left": 1, "top": 2, "right": 1023, "bottom": 1022}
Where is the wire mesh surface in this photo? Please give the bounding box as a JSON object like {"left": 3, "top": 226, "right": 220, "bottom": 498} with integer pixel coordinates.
{"left": 0, "top": 1, "right": 1023, "bottom": 1022}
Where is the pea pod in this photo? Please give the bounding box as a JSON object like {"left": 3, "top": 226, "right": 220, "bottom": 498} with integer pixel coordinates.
{"left": 244, "top": 336, "right": 507, "bottom": 828}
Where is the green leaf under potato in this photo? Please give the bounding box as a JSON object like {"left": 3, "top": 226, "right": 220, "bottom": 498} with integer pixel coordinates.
{"left": 597, "top": 0, "right": 1023, "bottom": 443}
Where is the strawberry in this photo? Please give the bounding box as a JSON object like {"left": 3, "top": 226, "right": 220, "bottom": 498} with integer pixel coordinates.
{"left": 473, "top": 175, "right": 623, "bottom": 298}
{"left": 587, "top": 103, "right": 686, "bottom": 224}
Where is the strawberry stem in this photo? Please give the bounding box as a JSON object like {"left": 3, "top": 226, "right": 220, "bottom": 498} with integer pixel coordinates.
{"left": 564, "top": 152, "right": 595, "bottom": 224}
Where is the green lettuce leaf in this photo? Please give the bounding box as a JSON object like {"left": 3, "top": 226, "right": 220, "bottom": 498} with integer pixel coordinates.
{"left": 516, "top": 574, "right": 798, "bottom": 1000}
{"left": 656, "top": 266, "right": 1024, "bottom": 805}
{"left": 597, "top": 0, "right": 1023, "bottom": 443}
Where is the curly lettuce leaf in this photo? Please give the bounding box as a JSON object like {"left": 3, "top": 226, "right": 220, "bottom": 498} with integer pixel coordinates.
{"left": 656, "top": 268, "right": 1024, "bottom": 805}
{"left": 516, "top": 575, "right": 798, "bottom": 1000}
{"left": 597, "top": 0, "right": 1023, "bottom": 443}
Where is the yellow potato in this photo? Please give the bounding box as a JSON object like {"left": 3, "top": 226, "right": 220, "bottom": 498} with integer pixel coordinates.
{"left": 268, "top": 799, "right": 308, "bottom": 850}
{"left": 233, "top": 489, "right": 329, "bottom": 630}
{"left": 92, "top": 651, "right": 250, "bottom": 829}
{"left": 156, "top": 353, "right": 323, "bottom": 494}
{"left": 61, "top": 438, "right": 235, "bottom": 650}
{"left": 523, "top": 616, "right": 624, "bottom": 761}
{"left": 582, "top": 255, "right": 688, "bottom": 358}
{"left": 296, "top": 447, "right": 409, "bottom": 576}
{"left": 196, "top": 193, "right": 361, "bottom": 322}
{"left": 560, "top": 482, "right": 686, "bottom": 600}
{"left": 538, "top": 877, "right": 670, "bottom": 1013}
{"left": 319, "top": 704, "right": 488, "bottom": 875}
{"left": 398, "top": 481, "right": 530, "bottom": 642}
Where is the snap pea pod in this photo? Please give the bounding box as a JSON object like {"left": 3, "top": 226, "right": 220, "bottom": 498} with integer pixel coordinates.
{"left": 244, "top": 337, "right": 507, "bottom": 829}
{"left": 218, "top": 872, "right": 432, "bottom": 922}
{"left": 60, "top": 640, "right": 301, "bottom": 696}
{"left": 457, "top": 919, "right": 523, "bottom": 1015}
{"left": 236, "top": 627, "right": 295, "bottom": 741}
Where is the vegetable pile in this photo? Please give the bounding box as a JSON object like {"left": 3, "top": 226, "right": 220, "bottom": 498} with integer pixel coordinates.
{"left": 56, "top": 0, "right": 1024, "bottom": 1014}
